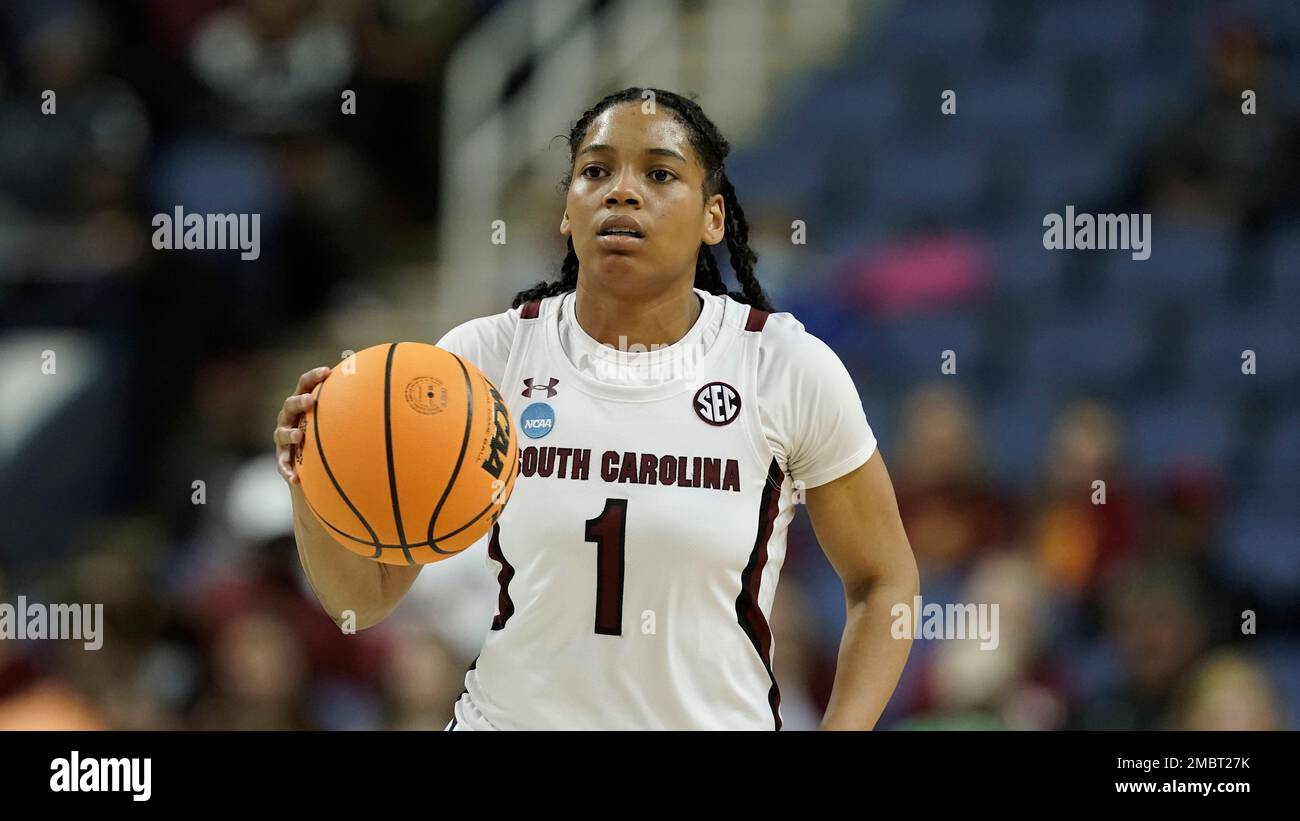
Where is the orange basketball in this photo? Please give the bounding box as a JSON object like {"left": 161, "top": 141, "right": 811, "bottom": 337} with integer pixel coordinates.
{"left": 295, "top": 342, "right": 518, "bottom": 565}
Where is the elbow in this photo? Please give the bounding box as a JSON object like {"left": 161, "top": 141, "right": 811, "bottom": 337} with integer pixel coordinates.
{"left": 846, "top": 553, "right": 920, "bottom": 607}
{"left": 308, "top": 565, "right": 414, "bottom": 632}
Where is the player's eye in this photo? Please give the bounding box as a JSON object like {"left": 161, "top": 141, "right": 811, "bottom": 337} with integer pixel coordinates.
{"left": 580, "top": 165, "right": 606, "bottom": 179}
{"left": 650, "top": 169, "right": 676, "bottom": 183}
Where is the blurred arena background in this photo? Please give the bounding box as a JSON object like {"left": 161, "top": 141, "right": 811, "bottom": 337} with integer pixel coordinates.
{"left": 1, "top": 0, "right": 1298, "bottom": 730}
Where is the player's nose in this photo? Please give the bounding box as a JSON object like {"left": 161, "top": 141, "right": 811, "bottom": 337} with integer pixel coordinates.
{"left": 604, "top": 170, "right": 641, "bottom": 207}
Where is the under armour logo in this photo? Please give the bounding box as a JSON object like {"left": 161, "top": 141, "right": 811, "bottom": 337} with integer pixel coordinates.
{"left": 522, "top": 377, "right": 559, "bottom": 398}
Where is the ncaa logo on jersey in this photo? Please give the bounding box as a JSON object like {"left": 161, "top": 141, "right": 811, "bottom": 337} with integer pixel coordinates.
{"left": 521, "top": 402, "right": 555, "bottom": 439}
{"left": 693, "top": 381, "right": 740, "bottom": 426}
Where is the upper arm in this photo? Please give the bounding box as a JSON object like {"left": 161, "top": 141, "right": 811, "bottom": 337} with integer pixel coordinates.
{"left": 804, "top": 449, "right": 918, "bottom": 601}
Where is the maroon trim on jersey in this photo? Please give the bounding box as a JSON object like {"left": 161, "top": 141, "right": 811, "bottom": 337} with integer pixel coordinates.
{"left": 735, "top": 457, "right": 785, "bottom": 730}
{"left": 520, "top": 299, "right": 542, "bottom": 319}
{"left": 487, "top": 524, "right": 516, "bottom": 630}
{"left": 744, "top": 307, "right": 770, "bottom": 332}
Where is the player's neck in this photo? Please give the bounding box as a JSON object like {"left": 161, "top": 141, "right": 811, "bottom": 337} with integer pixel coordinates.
{"left": 573, "top": 283, "right": 703, "bottom": 350}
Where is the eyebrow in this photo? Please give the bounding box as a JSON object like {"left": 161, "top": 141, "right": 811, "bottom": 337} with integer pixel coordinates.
{"left": 576, "top": 143, "right": 687, "bottom": 163}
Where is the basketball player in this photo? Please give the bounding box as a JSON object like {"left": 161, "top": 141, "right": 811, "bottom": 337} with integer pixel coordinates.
{"left": 274, "top": 88, "right": 919, "bottom": 730}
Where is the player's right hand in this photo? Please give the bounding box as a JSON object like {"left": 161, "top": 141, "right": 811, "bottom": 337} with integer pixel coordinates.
{"left": 275, "top": 366, "right": 331, "bottom": 485}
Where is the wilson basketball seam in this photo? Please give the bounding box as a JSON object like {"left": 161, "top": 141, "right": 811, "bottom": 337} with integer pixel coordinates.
{"left": 311, "top": 375, "right": 383, "bottom": 555}
{"left": 383, "top": 342, "right": 414, "bottom": 564}
{"left": 430, "top": 448, "right": 519, "bottom": 547}
{"left": 308, "top": 454, "right": 519, "bottom": 551}
{"left": 426, "top": 352, "right": 476, "bottom": 552}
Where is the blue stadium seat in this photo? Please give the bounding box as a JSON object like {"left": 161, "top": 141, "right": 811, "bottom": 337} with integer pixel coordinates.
{"left": 876, "top": 1, "right": 992, "bottom": 55}
{"left": 1254, "top": 411, "right": 1300, "bottom": 505}
{"left": 957, "top": 71, "right": 1066, "bottom": 140}
{"left": 1239, "top": 0, "right": 1300, "bottom": 42}
{"left": 1102, "top": 73, "right": 1191, "bottom": 147}
{"left": 872, "top": 309, "right": 989, "bottom": 384}
{"left": 989, "top": 225, "right": 1067, "bottom": 301}
{"left": 981, "top": 389, "right": 1060, "bottom": 489}
{"left": 1258, "top": 640, "right": 1300, "bottom": 728}
{"left": 859, "top": 392, "right": 898, "bottom": 462}
{"left": 726, "top": 140, "right": 823, "bottom": 215}
{"left": 867, "top": 138, "right": 987, "bottom": 228}
{"left": 1266, "top": 221, "right": 1300, "bottom": 305}
{"left": 1033, "top": 0, "right": 1149, "bottom": 63}
{"left": 791, "top": 73, "right": 904, "bottom": 139}
{"left": 1022, "top": 138, "right": 1123, "bottom": 218}
{"left": 1123, "top": 396, "right": 1238, "bottom": 482}
{"left": 1216, "top": 506, "right": 1300, "bottom": 606}
{"left": 1023, "top": 303, "right": 1152, "bottom": 393}
{"left": 1184, "top": 308, "right": 1300, "bottom": 395}
{"left": 1104, "top": 225, "right": 1235, "bottom": 304}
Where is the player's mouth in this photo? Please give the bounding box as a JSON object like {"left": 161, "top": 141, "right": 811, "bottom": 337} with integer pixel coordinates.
{"left": 596, "top": 215, "right": 646, "bottom": 251}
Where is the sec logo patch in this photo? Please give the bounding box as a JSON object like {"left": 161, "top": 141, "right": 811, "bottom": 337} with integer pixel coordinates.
{"left": 693, "top": 381, "right": 740, "bottom": 426}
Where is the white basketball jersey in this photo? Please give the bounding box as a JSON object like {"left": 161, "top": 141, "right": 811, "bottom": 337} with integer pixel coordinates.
{"left": 437, "top": 288, "right": 876, "bottom": 730}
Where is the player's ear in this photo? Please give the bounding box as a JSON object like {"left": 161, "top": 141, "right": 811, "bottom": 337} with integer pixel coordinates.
{"left": 560, "top": 211, "right": 571, "bottom": 237}
{"left": 702, "top": 193, "right": 725, "bottom": 246}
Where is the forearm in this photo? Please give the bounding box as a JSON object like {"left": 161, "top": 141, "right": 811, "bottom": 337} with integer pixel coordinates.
{"left": 290, "top": 484, "right": 420, "bottom": 629}
{"left": 819, "top": 576, "right": 919, "bottom": 730}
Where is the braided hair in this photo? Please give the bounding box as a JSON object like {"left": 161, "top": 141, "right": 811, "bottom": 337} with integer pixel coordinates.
{"left": 511, "top": 87, "right": 773, "bottom": 312}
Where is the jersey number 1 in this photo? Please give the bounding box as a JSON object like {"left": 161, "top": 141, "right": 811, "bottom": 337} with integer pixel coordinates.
{"left": 491, "top": 498, "right": 627, "bottom": 636}
{"left": 585, "top": 498, "right": 627, "bottom": 636}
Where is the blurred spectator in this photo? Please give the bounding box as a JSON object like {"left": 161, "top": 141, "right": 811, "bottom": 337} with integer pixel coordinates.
{"left": 0, "top": 643, "right": 107, "bottom": 730}
{"left": 894, "top": 383, "right": 1019, "bottom": 586}
{"left": 1169, "top": 649, "right": 1286, "bottom": 730}
{"left": 902, "top": 552, "right": 1068, "bottom": 730}
{"left": 1031, "top": 400, "right": 1143, "bottom": 597}
{"left": 0, "top": 0, "right": 150, "bottom": 280}
{"left": 189, "top": 0, "right": 353, "bottom": 136}
{"left": 1070, "top": 557, "right": 1210, "bottom": 730}
{"left": 1134, "top": 16, "right": 1300, "bottom": 234}
{"left": 191, "top": 603, "right": 312, "bottom": 730}
{"left": 770, "top": 578, "right": 823, "bottom": 730}
{"left": 380, "top": 625, "right": 464, "bottom": 731}
{"left": 0, "top": 571, "right": 106, "bottom": 729}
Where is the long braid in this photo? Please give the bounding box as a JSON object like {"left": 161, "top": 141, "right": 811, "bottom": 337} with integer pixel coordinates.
{"left": 510, "top": 87, "right": 774, "bottom": 312}
{"left": 695, "top": 242, "right": 725, "bottom": 295}
{"left": 717, "top": 173, "right": 771, "bottom": 311}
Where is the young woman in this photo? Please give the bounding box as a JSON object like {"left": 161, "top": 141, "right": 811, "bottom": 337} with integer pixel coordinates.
{"left": 274, "top": 88, "right": 918, "bottom": 730}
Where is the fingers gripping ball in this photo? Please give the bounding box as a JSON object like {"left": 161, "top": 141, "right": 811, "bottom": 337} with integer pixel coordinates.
{"left": 295, "top": 343, "right": 519, "bottom": 565}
